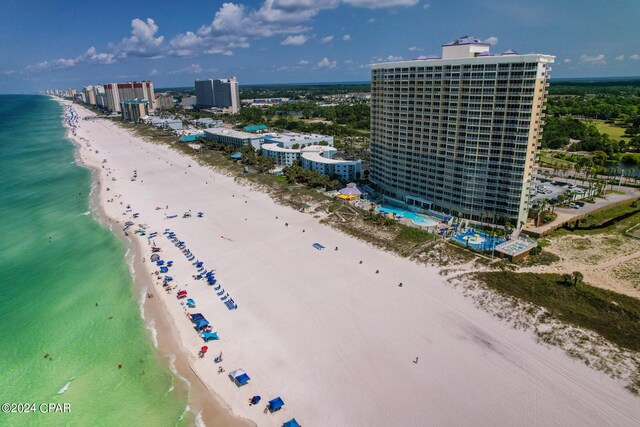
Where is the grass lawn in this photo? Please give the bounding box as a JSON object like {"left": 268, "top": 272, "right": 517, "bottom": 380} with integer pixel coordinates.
{"left": 589, "top": 119, "right": 630, "bottom": 141}
{"left": 474, "top": 271, "right": 640, "bottom": 352}
{"left": 551, "top": 198, "right": 640, "bottom": 236}
{"left": 539, "top": 153, "right": 574, "bottom": 168}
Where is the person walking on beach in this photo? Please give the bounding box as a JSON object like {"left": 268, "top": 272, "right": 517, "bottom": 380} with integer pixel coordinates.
{"left": 414, "top": 357, "right": 419, "bottom": 364}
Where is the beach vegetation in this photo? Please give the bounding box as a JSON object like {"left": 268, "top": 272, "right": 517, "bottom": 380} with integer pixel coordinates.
{"left": 473, "top": 271, "right": 640, "bottom": 352}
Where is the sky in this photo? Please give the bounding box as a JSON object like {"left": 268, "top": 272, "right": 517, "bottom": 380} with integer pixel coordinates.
{"left": 1, "top": 0, "right": 640, "bottom": 93}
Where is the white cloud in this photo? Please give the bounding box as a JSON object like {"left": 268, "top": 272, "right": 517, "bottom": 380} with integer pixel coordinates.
{"left": 630, "top": 54, "right": 640, "bottom": 61}
{"left": 3, "top": 70, "right": 16, "bottom": 75}
{"left": 614, "top": 55, "right": 625, "bottom": 61}
{"left": 111, "top": 18, "right": 164, "bottom": 59}
{"left": 408, "top": 46, "right": 422, "bottom": 51}
{"left": 423, "top": 2, "right": 430, "bottom": 10}
{"left": 149, "top": 68, "right": 159, "bottom": 76}
{"left": 298, "top": 59, "right": 310, "bottom": 65}
{"left": 343, "top": 34, "right": 351, "bottom": 41}
{"left": 170, "top": 0, "right": 419, "bottom": 56}
{"left": 320, "top": 35, "right": 334, "bottom": 43}
{"left": 563, "top": 58, "right": 571, "bottom": 64}
{"left": 386, "top": 55, "right": 403, "bottom": 62}
{"left": 168, "top": 63, "right": 204, "bottom": 75}
{"left": 579, "top": 54, "right": 606, "bottom": 64}
{"left": 281, "top": 34, "right": 308, "bottom": 45}
{"left": 368, "top": 18, "right": 376, "bottom": 23}
{"left": 317, "top": 57, "right": 337, "bottom": 68}
{"left": 484, "top": 36, "right": 498, "bottom": 45}
{"left": 27, "top": 46, "right": 115, "bottom": 71}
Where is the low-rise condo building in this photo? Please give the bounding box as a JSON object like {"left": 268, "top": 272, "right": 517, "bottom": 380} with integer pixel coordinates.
{"left": 203, "top": 128, "right": 264, "bottom": 150}
{"left": 301, "top": 149, "right": 362, "bottom": 182}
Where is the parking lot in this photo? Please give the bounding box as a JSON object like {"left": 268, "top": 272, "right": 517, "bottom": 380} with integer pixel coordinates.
{"left": 530, "top": 177, "right": 592, "bottom": 211}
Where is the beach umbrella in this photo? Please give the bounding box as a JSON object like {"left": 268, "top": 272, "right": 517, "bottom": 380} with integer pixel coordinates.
{"left": 201, "top": 346, "right": 208, "bottom": 353}
{"left": 250, "top": 396, "right": 262, "bottom": 405}
{"left": 282, "top": 419, "right": 301, "bottom": 427}
{"left": 150, "top": 254, "right": 160, "bottom": 262}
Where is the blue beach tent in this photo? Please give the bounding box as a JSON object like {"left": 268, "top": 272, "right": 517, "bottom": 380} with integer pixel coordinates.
{"left": 268, "top": 397, "right": 285, "bottom": 412}
{"left": 194, "top": 319, "right": 209, "bottom": 329}
{"left": 230, "top": 369, "right": 250, "bottom": 386}
{"left": 190, "top": 313, "right": 204, "bottom": 322}
{"left": 282, "top": 419, "right": 301, "bottom": 427}
{"left": 159, "top": 266, "right": 169, "bottom": 273}
{"left": 186, "top": 298, "right": 196, "bottom": 308}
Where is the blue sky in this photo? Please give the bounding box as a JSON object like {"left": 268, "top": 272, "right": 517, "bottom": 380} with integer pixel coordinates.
{"left": 1, "top": 0, "right": 639, "bottom": 92}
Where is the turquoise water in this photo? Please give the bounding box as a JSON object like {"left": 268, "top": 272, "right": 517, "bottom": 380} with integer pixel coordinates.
{"left": 179, "top": 134, "right": 205, "bottom": 142}
{"left": 377, "top": 205, "right": 437, "bottom": 227}
{"left": 452, "top": 229, "right": 506, "bottom": 251}
{"left": 0, "top": 95, "right": 188, "bottom": 426}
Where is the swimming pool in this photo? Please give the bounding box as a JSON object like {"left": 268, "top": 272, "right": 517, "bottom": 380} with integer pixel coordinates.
{"left": 452, "top": 229, "right": 506, "bottom": 251}
{"left": 377, "top": 205, "right": 437, "bottom": 227}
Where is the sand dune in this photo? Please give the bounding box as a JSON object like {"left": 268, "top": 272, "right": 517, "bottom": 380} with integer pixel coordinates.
{"left": 64, "top": 100, "right": 640, "bottom": 426}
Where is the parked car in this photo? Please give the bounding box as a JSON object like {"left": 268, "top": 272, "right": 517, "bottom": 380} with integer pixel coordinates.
{"left": 575, "top": 201, "right": 585, "bottom": 207}
{"left": 569, "top": 203, "right": 579, "bottom": 209}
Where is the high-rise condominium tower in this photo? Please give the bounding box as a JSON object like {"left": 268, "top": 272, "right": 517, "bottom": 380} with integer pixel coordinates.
{"left": 370, "top": 36, "right": 554, "bottom": 227}
{"left": 195, "top": 77, "right": 240, "bottom": 113}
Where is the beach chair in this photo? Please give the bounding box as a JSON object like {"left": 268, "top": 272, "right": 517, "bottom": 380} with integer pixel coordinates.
{"left": 216, "top": 289, "right": 225, "bottom": 296}
{"left": 214, "top": 284, "right": 221, "bottom": 291}
{"left": 221, "top": 293, "right": 229, "bottom": 301}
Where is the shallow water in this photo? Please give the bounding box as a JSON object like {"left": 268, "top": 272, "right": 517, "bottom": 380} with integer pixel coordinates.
{"left": 0, "top": 95, "right": 188, "bottom": 426}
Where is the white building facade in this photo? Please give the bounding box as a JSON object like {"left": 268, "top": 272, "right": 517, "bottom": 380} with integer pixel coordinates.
{"left": 203, "top": 128, "right": 264, "bottom": 150}
{"left": 370, "top": 36, "right": 554, "bottom": 226}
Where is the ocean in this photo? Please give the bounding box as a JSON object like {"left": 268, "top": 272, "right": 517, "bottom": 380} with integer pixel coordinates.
{"left": 0, "top": 95, "right": 189, "bottom": 426}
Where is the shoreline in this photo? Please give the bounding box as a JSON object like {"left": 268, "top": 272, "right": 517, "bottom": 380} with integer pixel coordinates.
{"left": 57, "top": 98, "right": 640, "bottom": 426}
{"left": 59, "top": 98, "right": 252, "bottom": 427}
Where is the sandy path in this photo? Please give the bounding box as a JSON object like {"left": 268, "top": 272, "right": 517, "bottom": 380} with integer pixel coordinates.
{"left": 66, "top": 100, "right": 640, "bottom": 426}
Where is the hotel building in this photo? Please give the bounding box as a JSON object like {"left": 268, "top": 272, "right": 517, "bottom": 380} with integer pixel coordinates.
{"left": 103, "top": 81, "right": 155, "bottom": 113}
{"left": 195, "top": 77, "right": 240, "bottom": 113}
{"left": 370, "top": 36, "right": 554, "bottom": 226}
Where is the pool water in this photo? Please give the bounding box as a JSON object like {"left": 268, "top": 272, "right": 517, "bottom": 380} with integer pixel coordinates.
{"left": 377, "top": 205, "right": 437, "bottom": 227}
{"left": 452, "top": 229, "right": 506, "bottom": 251}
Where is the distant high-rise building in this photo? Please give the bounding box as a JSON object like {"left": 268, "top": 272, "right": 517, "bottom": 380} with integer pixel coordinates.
{"left": 194, "top": 77, "right": 240, "bottom": 113}
{"left": 155, "top": 93, "right": 175, "bottom": 110}
{"left": 103, "top": 81, "right": 155, "bottom": 113}
{"left": 83, "top": 86, "right": 96, "bottom": 105}
{"left": 369, "top": 36, "right": 554, "bottom": 227}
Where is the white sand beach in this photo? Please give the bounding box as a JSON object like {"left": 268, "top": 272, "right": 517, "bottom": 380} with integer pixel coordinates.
{"left": 63, "top": 99, "right": 640, "bottom": 426}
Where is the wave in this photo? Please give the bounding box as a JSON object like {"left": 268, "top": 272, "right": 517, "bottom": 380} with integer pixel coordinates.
{"left": 57, "top": 377, "right": 74, "bottom": 395}
{"left": 179, "top": 404, "right": 190, "bottom": 422}
{"left": 168, "top": 354, "right": 191, "bottom": 389}
{"left": 80, "top": 210, "right": 91, "bottom": 216}
{"left": 146, "top": 320, "right": 158, "bottom": 348}
{"left": 195, "top": 410, "right": 205, "bottom": 427}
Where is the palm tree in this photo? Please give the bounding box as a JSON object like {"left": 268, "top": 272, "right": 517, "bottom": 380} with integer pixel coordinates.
{"left": 572, "top": 271, "right": 584, "bottom": 286}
